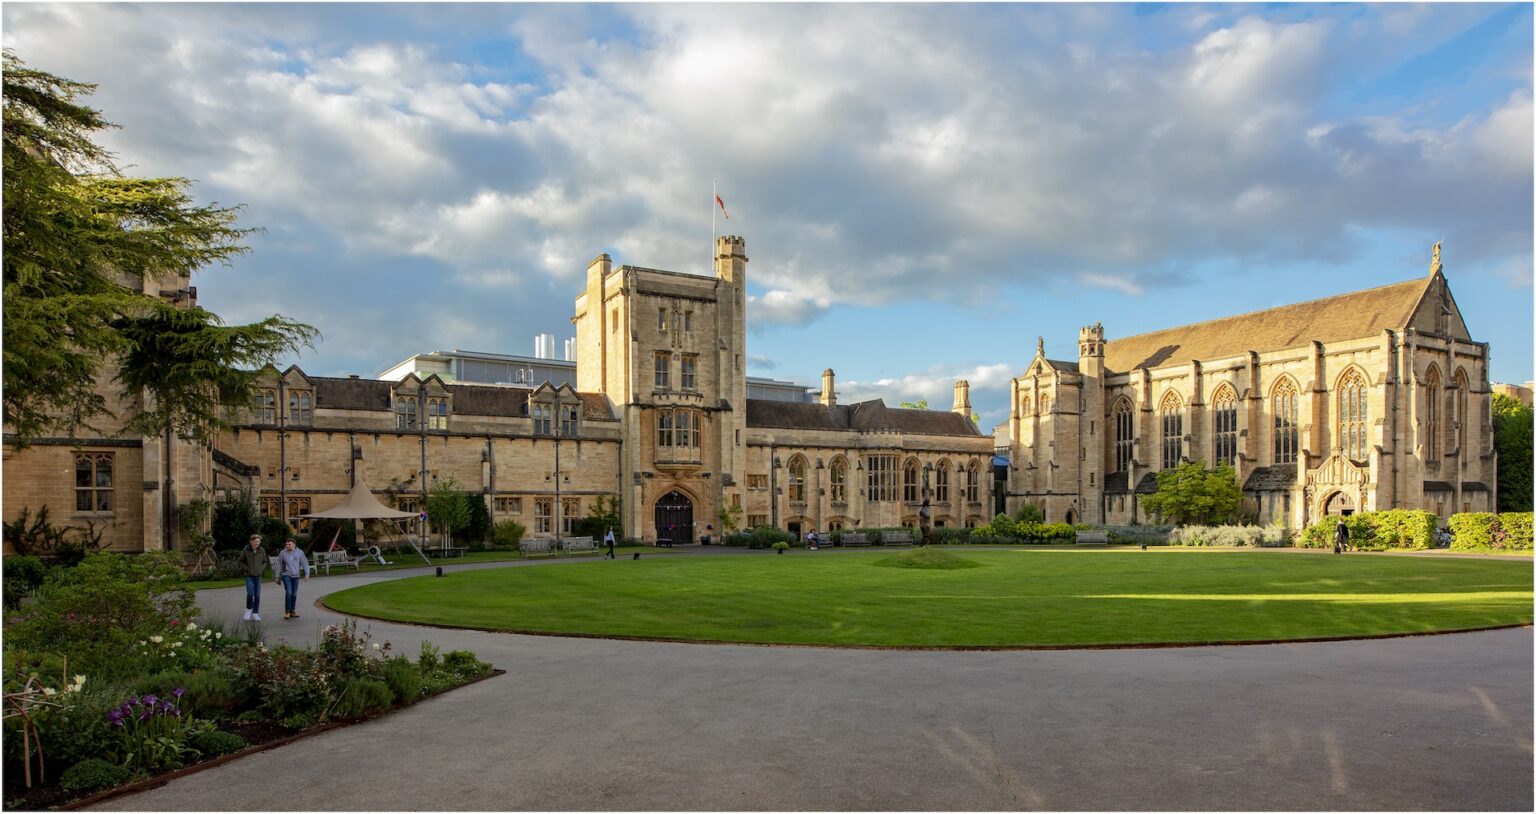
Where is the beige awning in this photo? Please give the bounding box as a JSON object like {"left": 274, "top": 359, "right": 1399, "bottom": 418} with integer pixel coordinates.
{"left": 302, "top": 478, "right": 418, "bottom": 520}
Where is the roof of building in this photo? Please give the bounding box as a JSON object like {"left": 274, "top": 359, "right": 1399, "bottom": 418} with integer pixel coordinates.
{"left": 308, "top": 376, "right": 615, "bottom": 420}
{"left": 1102, "top": 277, "right": 1430, "bottom": 373}
{"left": 745, "top": 399, "right": 981, "bottom": 437}
{"left": 1242, "top": 464, "right": 1297, "bottom": 492}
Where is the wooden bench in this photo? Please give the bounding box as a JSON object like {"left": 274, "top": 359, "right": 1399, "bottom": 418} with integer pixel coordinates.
{"left": 314, "top": 549, "right": 361, "bottom": 575}
{"left": 519, "top": 538, "right": 556, "bottom": 558}
{"left": 561, "top": 536, "right": 597, "bottom": 555}
{"left": 423, "top": 546, "right": 468, "bottom": 559}
{"left": 841, "top": 532, "right": 871, "bottom": 547}
{"left": 882, "top": 530, "right": 915, "bottom": 547}
{"left": 1075, "top": 530, "right": 1109, "bottom": 546}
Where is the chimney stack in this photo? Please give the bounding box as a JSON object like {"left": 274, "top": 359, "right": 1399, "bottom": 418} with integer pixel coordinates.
{"left": 820, "top": 369, "right": 837, "bottom": 407}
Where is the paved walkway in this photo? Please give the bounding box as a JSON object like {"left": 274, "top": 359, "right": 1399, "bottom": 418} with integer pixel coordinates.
{"left": 93, "top": 549, "right": 1533, "bottom": 811}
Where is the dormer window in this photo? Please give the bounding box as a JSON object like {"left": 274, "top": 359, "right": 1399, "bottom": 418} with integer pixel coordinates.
{"left": 396, "top": 396, "right": 418, "bottom": 430}
{"left": 560, "top": 402, "right": 579, "bottom": 436}
{"left": 254, "top": 389, "right": 277, "bottom": 424}
{"left": 288, "top": 390, "right": 313, "bottom": 425}
{"left": 532, "top": 403, "right": 552, "bottom": 435}
{"left": 427, "top": 397, "right": 449, "bottom": 430}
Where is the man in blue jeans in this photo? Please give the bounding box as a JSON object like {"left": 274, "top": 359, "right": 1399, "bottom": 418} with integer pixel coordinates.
{"left": 275, "top": 538, "right": 310, "bottom": 619}
{"left": 236, "top": 534, "right": 267, "bottom": 621}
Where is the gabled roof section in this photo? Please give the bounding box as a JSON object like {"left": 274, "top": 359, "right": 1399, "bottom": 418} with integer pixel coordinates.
{"left": 746, "top": 399, "right": 980, "bottom": 437}
{"left": 313, "top": 376, "right": 393, "bottom": 411}
{"left": 1102, "top": 277, "right": 1430, "bottom": 373}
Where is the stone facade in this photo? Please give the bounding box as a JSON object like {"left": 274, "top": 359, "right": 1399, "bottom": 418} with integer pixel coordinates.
{"left": 3, "top": 236, "right": 992, "bottom": 551}
{"left": 1006, "top": 249, "right": 1497, "bottom": 527}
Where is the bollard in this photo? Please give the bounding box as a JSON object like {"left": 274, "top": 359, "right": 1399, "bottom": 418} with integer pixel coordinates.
{"left": 435, "top": 566, "right": 443, "bottom": 577}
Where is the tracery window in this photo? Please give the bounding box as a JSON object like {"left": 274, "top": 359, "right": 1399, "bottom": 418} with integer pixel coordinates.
{"left": 866, "top": 455, "right": 899, "bottom": 502}
{"left": 562, "top": 498, "right": 580, "bottom": 534}
{"left": 1040, "top": 395, "right": 1051, "bottom": 415}
{"left": 1452, "top": 370, "right": 1469, "bottom": 453}
{"left": 935, "top": 461, "right": 950, "bottom": 502}
{"left": 902, "top": 460, "right": 919, "bottom": 502}
{"left": 532, "top": 403, "right": 552, "bottom": 435}
{"left": 680, "top": 355, "right": 697, "bottom": 391}
{"left": 1113, "top": 398, "right": 1134, "bottom": 472}
{"left": 1272, "top": 378, "right": 1298, "bottom": 465}
{"left": 1338, "top": 369, "right": 1369, "bottom": 462}
{"left": 254, "top": 389, "right": 277, "bottom": 424}
{"left": 965, "top": 462, "right": 979, "bottom": 502}
{"left": 560, "top": 402, "right": 579, "bottom": 436}
{"left": 288, "top": 390, "right": 312, "bottom": 425}
{"left": 427, "top": 397, "right": 449, "bottom": 430}
{"left": 654, "top": 352, "right": 671, "bottom": 389}
{"left": 656, "top": 410, "right": 673, "bottom": 448}
{"left": 1159, "top": 391, "right": 1184, "bottom": 469}
{"left": 1212, "top": 386, "right": 1238, "bottom": 466}
{"left": 534, "top": 498, "right": 553, "bottom": 534}
{"left": 787, "top": 456, "right": 807, "bottom": 502}
{"left": 396, "top": 396, "right": 418, "bottom": 430}
{"left": 75, "top": 453, "right": 113, "bottom": 513}
{"left": 1019, "top": 395, "right": 1031, "bottom": 417}
{"left": 1423, "top": 367, "right": 1441, "bottom": 460}
{"left": 829, "top": 458, "right": 847, "bottom": 502}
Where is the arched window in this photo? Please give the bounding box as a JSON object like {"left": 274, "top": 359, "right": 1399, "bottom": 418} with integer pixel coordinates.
{"left": 1113, "top": 397, "right": 1134, "bottom": 472}
{"left": 1159, "top": 391, "right": 1184, "bottom": 469}
{"left": 787, "top": 456, "right": 807, "bottom": 502}
{"left": 1423, "top": 366, "right": 1441, "bottom": 460}
{"left": 1019, "top": 395, "right": 1031, "bottom": 417}
{"left": 965, "top": 461, "right": 979, "bottom": 502}
{"left": 935, "top": 460, "right": 950, "bottom": 502}
{"left": 1272, "top": 377, "right": 1298, "bottom": 465}
{"left": 1452, "top": 370, "right": 1469, "bottom": 453}
{"left": 397, "top": 396, "right": 419, "bottom": 430}
{"left": 1212, "top": 385, "right": 1238, "bottom": 466}
{"left": 1337, "top": 369, "right": 1369, "bottom": 462}
{"left": 902, "top": 459, "right": 919, "bottom": 502}
{"left": 1040, "top": 395, "right": 1051, "bottom": 415}
{"left": 829, "top": 458, "right": 847, "bottom": 502}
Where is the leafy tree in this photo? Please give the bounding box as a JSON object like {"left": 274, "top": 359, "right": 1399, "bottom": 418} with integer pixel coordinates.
{"left": 572, "top": 495, "right": 622, "bottom": 539}
{"left": 462, "top": 493, "right": 492, "bottom": 545}
{"left": 211, "top": 490, "right": 261, "bottom": 551}
{"left": 424, "top": 475, "right": 470, "bottom": 545}
{"left": 1141, "top": 462, "right": 1243, "bottom": 526}
{"left": 1493, "top": 393, "right": 1533, "bottom": 512}
{"left": 2, "top": 50, "right": 316, "bottom": 445}
{"left": 1012, "top": 502, "right": 1044, "bottom": 523}
{"left": 717, "top": 504, "right": 743, "bottom": 534}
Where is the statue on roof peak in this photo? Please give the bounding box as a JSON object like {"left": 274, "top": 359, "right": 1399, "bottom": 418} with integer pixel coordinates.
{"left": 1036, "top": 336, "right": 1045, "bottom": 356}
{"left": 1430, "top": 241, "right": 1442, "bottom": 275}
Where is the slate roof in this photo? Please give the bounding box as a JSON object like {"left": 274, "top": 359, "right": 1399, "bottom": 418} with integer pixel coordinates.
{"left": 1423, "top": 480, "right": 1455, "bottom": 492}
{"left": 1242, "top": 464, "right": 1297, "bottom": 492}
{"left": 308, "top": 377, "right": 615, "bottom": 420}
{"left": 313, "top": 377, "right": 392, "bottom": 411}
{"left": 745, "top": 399, "right": 981, "bottom": 437}
{"left": 1134, "top": 472, "right": 1160, "bottom": 494}
{"left": 1103, "top": 471, "right": 1130, "bottom": 495}
{"left": 1461, "top": 481, "right": 1490, "bottom": 492}
{"left": 1102, "top": 277, "right": 1430, "bottom": 373}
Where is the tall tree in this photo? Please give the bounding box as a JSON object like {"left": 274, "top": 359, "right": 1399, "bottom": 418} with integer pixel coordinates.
{"left": 2, "top": 50, "right": 315, "bottom": 444}
{"left": 1492, "top": 393, "right": 1532, "bottom": 513}
{"left": 1141, "top": 461, "right": 1243, "bottom": 526}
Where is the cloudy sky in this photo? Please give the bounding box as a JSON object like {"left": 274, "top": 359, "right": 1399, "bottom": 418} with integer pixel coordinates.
{"left": 6, "top": 2, "right": 1531, "bottom": 429}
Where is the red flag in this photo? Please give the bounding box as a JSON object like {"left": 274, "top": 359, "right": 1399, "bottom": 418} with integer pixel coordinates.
{"left": 715, "top": 193, "right": 729, "bottom": 219}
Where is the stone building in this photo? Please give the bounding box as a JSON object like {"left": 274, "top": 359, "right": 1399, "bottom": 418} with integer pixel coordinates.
{"left": 1006, "top": 245, "right": 1497, "bottom": 527}
{"left": 3, "top": 236, "right": 993, "bottom": 551}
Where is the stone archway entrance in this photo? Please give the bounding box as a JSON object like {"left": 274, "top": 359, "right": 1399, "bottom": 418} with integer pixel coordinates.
{"left": 1324, "top": 491, "right": 1354, "bottom": 517}
{"left": 655, "top": 491, "right": 693, "bottom": 545}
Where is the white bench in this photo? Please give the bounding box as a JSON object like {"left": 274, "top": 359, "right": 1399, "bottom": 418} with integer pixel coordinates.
{"left": 314, "top": 549, "right": 361, "bottom": 574}
{"left": 561, "top": 536, "right": 597, "bottom": 555}
{"left": 882, "top": 530, "right": 915, "bottom": 547}
{"left": 519, "top": 538, "right": 556, "bottom": 558}
{"left": 1075, "top": 530, "right": 1109, "bottom": 546}
{"left": 841, "top": 532, "right": 871, "bottom": 547}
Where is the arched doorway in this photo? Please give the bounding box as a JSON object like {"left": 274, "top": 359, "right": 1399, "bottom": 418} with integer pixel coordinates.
{"left": 655, "top": 491, "right": 693, "bottom": 545}
{"left": 1323, "top": 491, "right": 1354, "bottom": 517}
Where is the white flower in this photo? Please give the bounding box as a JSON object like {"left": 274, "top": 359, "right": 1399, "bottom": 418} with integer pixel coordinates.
{"left": 371, "top": 643, "right": 381, "bottom": 651}
{"left": 169, "top": 651, "right": 177, "bottom": 658}
{"left": 138, "top": 640, "right": 147, "bottom": 646}
{"left": 41, "top": 687, "right": 56, "bottom": 696}
{"left": 149, "top": 635, "right": 163, "bottom": 644}
{"left": 215, "top": 632, "right": 222, "bottom": 639}
{"left": 186, "top": 622, "right": 197, "bottom": 631}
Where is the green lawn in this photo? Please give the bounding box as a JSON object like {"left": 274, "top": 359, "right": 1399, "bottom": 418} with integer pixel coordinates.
{"left": 322, "top": 549, "right": 1534, "bottom": 647}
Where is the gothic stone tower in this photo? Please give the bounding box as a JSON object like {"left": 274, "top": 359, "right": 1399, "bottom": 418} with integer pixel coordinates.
{"left": 571, "top": 236, "right": 748, "bottom": 542}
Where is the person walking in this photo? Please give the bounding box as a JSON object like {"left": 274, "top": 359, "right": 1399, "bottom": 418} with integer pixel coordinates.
{"left": 1333, "top": 519, "right": 1348, "bottom": 555}
{"left": 236, "top": 535, "right": 267, "bottom": 621}
{"left": 276, "top": 538, "right": 310, "bottom": 619}
{"left": 603, "top": 528, "right": 616, "bottom": 559}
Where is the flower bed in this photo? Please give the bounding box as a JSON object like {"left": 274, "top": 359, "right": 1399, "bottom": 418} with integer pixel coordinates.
{"left": 3, "top": 551, "right": 495, "bottom": 810}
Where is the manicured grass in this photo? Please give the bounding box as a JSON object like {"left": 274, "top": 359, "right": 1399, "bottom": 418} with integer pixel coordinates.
{"left": 188, "top": 546, "right": 669, "bottom": 591}
{"left": 322, "top": 549, "right": 1533, "bottom": 647}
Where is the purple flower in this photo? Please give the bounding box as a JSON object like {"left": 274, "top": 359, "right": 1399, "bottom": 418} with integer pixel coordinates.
{"left": 172, "top": 687, "right": 185, "bottom": 698}
{"left": 106, "top": 710, "right": 124, "bottom": 726}
{"left": 138, "top": 708, "right": 152, "bottom": 721}
{"left": 126, "top": 695, "right": 141, "bottom": 706}
{"left": 143, "top": 694, "right": 158, "bottom": 706}
{"left": 170, "top": 707, "right": 182, "bottom": 717}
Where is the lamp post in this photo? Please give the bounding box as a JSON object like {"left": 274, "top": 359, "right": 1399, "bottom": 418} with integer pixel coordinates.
{"left": 419, "top": 380, "right": 429, "bottom": 551}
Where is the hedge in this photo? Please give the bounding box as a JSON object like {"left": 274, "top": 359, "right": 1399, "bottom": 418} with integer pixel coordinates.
{"left": 1449, "top": 512, "right": 1534, "bottom": 551}
{"left": 1299, "top": 510, "right": 1438, "bottom": 551}
{"left": 1168, "top": 525, "right": 1290, "bottom": 547}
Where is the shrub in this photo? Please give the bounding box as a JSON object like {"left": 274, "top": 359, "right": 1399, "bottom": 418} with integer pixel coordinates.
{"left": 227, "top": 644, "right": 332, "bottom": 726}
{"left": 189, "top": 729, "right": 246, "bottom": 758}
{"left": 492, "top": 520, "right": 526, "bottom": 548}
{"left": 59, "top": 757, "right": 131, "bottom": 794}
{"left": 6, "top": 552, "right": 198, "bottom": 681}
{"left": 331, "top": 677, "right": 395, "bottom": 719}
{"left": 30, "top": 688, "right": 118, "bottom": 773}
{"left": 3, "top": 554, "right": 50, "bottom": 610}
{"left": 380, "top": 656, "right": 424, "bottom": 703}
{"left": 771, "top": 541, "right": 790, "bottom": 552}
{"left": 129, "top": 669, "right": 237, "bottom": 718}
{"left": 1013, "top": 503, "right": 1044, "bottom": 523}
{"left": 440, "top": 650, "right": 491, "bottom": 680}
{"left": 1103, "top": 524, "right": 1173, "bottom": 546}
{"left": 212, "top": 491, "right": 263, "bottom": 552}
{"left": 1169, "top": 525, "right": 1263, "bottom": 547}
{"left": 2, "top": 506, "right": 107, "bottom": 564}
{"left": 744, "top": 526, "right": 794, "bottom": 549}
{"left": 1450, "top": 512, "right": 1535, "bottom": 551}
{"left": 462, "top": 494, "right": 493, "bottom": 547}
{"left": 1299, "top": 510, "right": 1437, "bottom": 551}
{"left": 930, "top": 527, "right": 969, "bottom": 545}
{"left": 1499, "top": 513, "right": 1534, "bottom": 550}
{"left": 317, "top": 619, "right": 384, "bottom": 681}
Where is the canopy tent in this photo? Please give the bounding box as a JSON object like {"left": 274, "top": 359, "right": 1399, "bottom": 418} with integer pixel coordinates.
{"left": 302, "top": 478, "right": 430, "bottom": 565}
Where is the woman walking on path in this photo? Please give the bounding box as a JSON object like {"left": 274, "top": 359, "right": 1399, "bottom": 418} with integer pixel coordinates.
{"left": 276, "top": 538, "right": 310, "bottom": 619}
{"left": 236, "top": 535, "right": 267, "bottom": 621}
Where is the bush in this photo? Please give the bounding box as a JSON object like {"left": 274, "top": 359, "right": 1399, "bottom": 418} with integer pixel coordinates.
{"left": 1299, "top": 510, "right": 1438, "bottom": 551}
{"left": 462, "top": 495, "right": 493, "bottom": 547}
{"left": 1103, "top": 524, "right": 1173, "bottom": 546}
{"left": 5, "top": 552, "right": 199, "bottom": 681}
{"left": 440, "top": 650, "right": 490, "bottom": 678}
{"left": 3, "top": 554, "right": 50, "bottom": 610}
{"left": 212, "top": 491, "right": 262, "bottom": 552}
{"left": 1013, "top": 503, "right": 1044, "bottom": 523}
{"left": 190, "top": 729, "right": 247, "bottom": 758}
{"left": 331, "top": 677, "right": 395, "bottom": 719}
{"left": 492, "top": 520, "right": 526, "bottom": 548}
{"left": 380, "top": 656, "right": 424, "bottom": 703}
{"left": 744, "top": 526, "right": 794, "bottom": 549}
{"left": 771, "top": 541, "right": 790, "bottom": 552}
{"left": 1168, "top": 525, "right": 1273, "bottom": 547}
{"left": 227, "top": 644, "right": 332, "bottom": 726}
{"left": 59, "top": 757, "right": 131, "bottom": 794}
{"left": 930, "top": 527, "right": 969, "bottom": 545}
{"left": 1450, "top": 512, "right": 1535, "bottom": 551}
{"left": 128, "top": 669, "right": 238, "bottom": 718}
{"left": 31, "top": 689, "right": 118, "bottom": 773}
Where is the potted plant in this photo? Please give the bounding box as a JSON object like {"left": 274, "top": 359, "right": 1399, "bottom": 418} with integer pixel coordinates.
{"left": 771, "top": 541, "right": 790, "bottom": 555}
